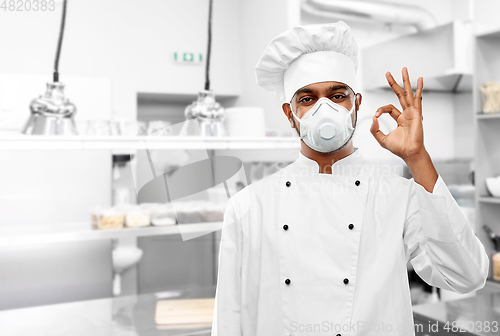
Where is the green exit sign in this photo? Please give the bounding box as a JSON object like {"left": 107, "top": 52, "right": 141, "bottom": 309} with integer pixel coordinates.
{"left": 174, "top": 52, "right": 203, "bottom": 64}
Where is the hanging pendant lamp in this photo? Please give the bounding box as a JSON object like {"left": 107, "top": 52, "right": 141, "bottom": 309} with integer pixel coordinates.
{"left": 180, "top": 0, "right": 225, "bottom": 137}
{"left": 22, "top": 0, "right": 78, "bottom": 136}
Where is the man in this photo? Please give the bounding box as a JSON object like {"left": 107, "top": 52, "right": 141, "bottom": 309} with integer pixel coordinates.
{"left": 211, "top": 21, "right": 489, "bottom": 336}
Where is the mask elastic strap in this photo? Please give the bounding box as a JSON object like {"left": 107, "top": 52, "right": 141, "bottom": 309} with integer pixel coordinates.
{"left": 289, "top": 105, "right": 302, "bottom": 124}
{"left": 346, "top": 104, "right": 356, "bottom": 130}
{"left": 289, "top": 104, "right": 305, "bottom": 139}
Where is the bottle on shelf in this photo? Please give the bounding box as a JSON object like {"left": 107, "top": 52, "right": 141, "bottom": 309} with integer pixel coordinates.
{"left": 112, "top": 154, "right": 136, "bottom": 206}
{"left": 483, "top": 224, "right": 500, "bottom": 281}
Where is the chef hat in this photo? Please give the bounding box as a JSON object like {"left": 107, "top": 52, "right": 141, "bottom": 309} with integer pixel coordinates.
{"left": 255, "top": 21, "right": 359, "bottom": 102}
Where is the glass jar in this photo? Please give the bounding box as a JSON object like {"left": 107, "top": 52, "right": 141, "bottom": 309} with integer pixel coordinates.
{"left": 147, "top": 120, "right": 172, "bottom": 136}
{"left": 87, "top": 120, "right": 110, "bottom": 136}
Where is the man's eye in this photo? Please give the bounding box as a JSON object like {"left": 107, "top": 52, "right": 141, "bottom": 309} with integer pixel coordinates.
{"left": 331, "top": 94, "right": 345, "bottom": 100}
{"left": 299, "top": 97, "right": 314, "bottom": 103}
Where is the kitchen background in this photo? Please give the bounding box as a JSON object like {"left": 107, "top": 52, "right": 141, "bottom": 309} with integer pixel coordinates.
{"left": 1, "top": 0, "right": 500, "bottom": 335}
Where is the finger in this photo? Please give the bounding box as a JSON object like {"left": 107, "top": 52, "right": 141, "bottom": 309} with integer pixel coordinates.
{"left": 386, "top": 72, "right": 407, "bottom": 109}
{"left": 415, "top": 77, "right": 424, "bottom": 115}
{"left": 375, "top": 104, "right": 402, "bottom": 123}
{"left": 370, "top": 115, "right": 387, "bottom": 148}
{"left": 402, "top": 67, "right": 415, "bottom": 107}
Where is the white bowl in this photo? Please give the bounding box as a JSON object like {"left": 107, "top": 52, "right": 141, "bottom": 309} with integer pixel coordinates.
{"left": 486, "top": 177, "right": 500, "bottom": 197}
{"left": 112, "top": 246, "right": 143, "bottom": 273}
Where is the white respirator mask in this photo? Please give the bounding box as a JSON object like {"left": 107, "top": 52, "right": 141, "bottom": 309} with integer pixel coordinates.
{"left": 290, "top": 97, "right": 356, "bottom": 153}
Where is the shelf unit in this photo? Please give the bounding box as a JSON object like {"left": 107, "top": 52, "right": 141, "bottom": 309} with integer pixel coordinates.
{"left": 0, "top": 136, "right": 301, "bottom": 244}
{"left": 0, "top": 221, "right": 223, "bottom": 247}
{"left": 473, "top": 1, "right": 500, "bottom": 282}
{"left": 0, "top": 135, "right": 295, "bottom": 306}
{"left": 0, "top": 135, "right": 300, "bottom": 151}
{"left": 362, "top": 21, "right": 473, "bottom": 92}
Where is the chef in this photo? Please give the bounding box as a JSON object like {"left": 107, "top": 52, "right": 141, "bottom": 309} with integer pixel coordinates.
{"left": 211, "top": 21, "right": 489, "bottom": 336}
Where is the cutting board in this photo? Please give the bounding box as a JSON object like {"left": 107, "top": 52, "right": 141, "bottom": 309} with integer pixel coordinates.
{"left": 155, "top": 298, "right": 215, "bottom": 326}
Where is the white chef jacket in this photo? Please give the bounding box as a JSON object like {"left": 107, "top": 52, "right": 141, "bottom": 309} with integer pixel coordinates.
{"left": 211, "top": 147, "right": 489, "bottom": 336}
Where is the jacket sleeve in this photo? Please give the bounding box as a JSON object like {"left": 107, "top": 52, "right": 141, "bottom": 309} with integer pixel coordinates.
{"left": 211, "top": 196, "right": 243, "bottom": 335}
{"left": 403, "top": 174, "right": 489, "bottom": 294}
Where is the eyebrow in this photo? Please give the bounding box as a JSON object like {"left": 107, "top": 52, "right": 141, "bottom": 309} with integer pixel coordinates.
{"left": 295, "top": 87, "right": 315, "bottom": 96}
{"left": 295, "top": 84, "right": 350, "bottom": 97}
{"left": 292, "top": 84, "right": 352, "bottom": 102}
{"left": 328, "top": 84, "right": 349, "bottom": 92}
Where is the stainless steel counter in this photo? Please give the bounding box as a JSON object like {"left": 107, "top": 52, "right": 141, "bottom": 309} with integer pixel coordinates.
{"left": 3, "top": 284, "right": 499, "bottom": 336}
{"left": 413, "top": 292, "right": 500, "bottom": 336}
{"left": 0, "top": 286, "right": 216, "bottom": 336}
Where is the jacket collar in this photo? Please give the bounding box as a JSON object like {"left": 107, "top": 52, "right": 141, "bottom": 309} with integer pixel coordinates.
{"left": 291, "top": 147, "right": 364, "bottom": 176}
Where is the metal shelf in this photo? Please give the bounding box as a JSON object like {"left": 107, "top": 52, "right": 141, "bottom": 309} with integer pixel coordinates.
{"left": 0, "top": 221, "right": 224, "bottom": 247}
{"left": 0, "top": 135, "right": 300, "bottom": 151}
{"left": 477, "top": 112, "right": 500, "bottom": 119}
{"left": 478, "top": 196, "right": 500, "bottom": 204}
{"left": 475, "top": 27, "right": 500, "bottom": 39}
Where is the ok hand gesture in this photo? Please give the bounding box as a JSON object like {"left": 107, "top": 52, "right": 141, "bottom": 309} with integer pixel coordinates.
{"left": 370, "top": 67, "right": 425, "bottom": 162}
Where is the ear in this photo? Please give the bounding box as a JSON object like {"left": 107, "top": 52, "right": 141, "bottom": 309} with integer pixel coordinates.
{"left": 355, "top": 93, "right": 362, "bottom": 111}
{"left": 282, "top": 103, "right": 295, "bottom": 129}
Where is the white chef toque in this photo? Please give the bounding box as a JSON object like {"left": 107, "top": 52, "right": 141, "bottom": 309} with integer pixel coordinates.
{"left": 255, "top": 21, "right": 359, "bottom": 103}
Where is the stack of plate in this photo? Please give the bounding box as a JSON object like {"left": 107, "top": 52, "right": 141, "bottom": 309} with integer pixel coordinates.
{"left": 224, "top": 107, "right": 265, "bottom": 137}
